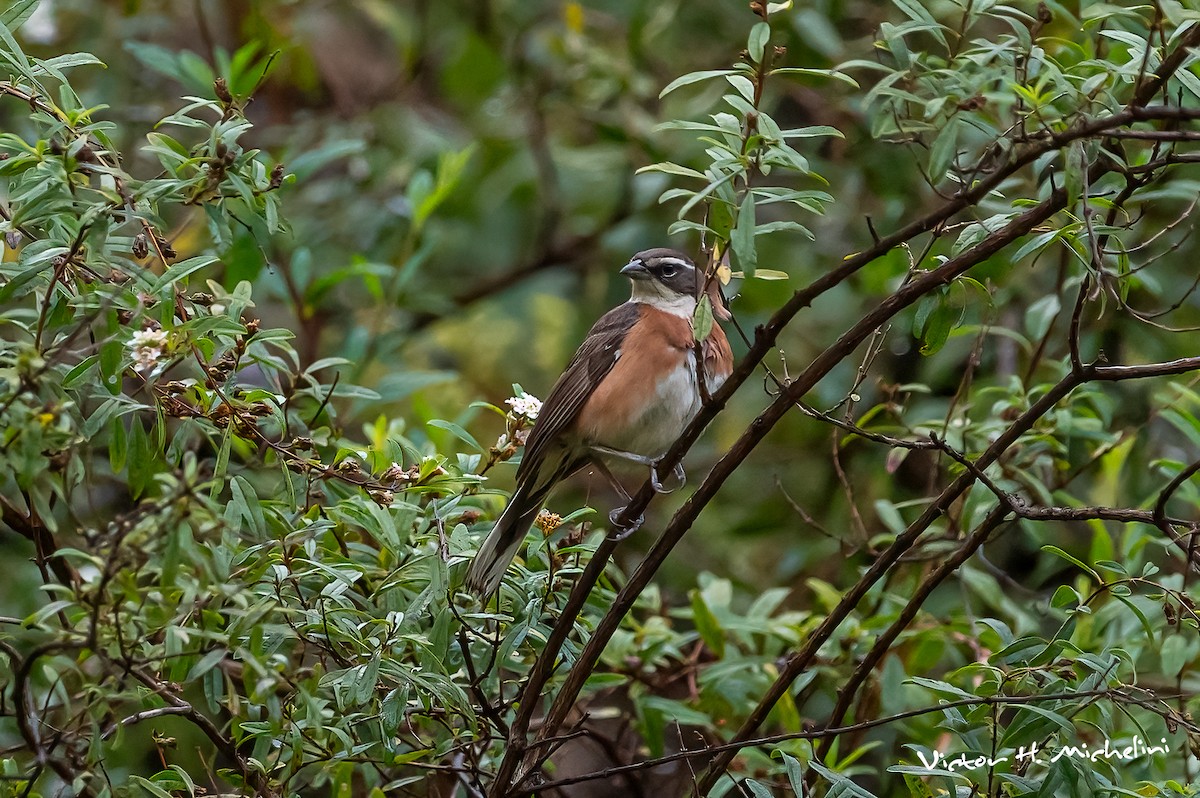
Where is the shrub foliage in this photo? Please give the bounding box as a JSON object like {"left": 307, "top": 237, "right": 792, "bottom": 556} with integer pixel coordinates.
{"left": 1, "top": 1, "right": 1200, "bottom": 796}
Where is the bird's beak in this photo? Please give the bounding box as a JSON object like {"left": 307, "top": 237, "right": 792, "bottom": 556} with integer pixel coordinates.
{"left": 621, "top": 259, "right": 650, "bottom": 279}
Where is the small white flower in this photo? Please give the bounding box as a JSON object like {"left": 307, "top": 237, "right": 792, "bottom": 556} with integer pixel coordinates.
{"left": 129, "top": 328, "right": 170, "bottom": 373}
{"left": 132, "top": 347, "right": 162, "bottom": 372}
{"left": 505, "top": 392, "right": 542, "bottom": 420}
{"left": 131, "top": 329, "right": 169, "bottom": 349}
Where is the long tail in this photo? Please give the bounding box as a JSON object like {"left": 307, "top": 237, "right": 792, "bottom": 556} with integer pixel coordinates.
{"left": 465, "top": 483, "right": 545, "bottom": 597}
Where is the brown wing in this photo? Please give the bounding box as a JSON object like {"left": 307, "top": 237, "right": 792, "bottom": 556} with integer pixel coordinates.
{"left": 517, "top": 302, "right": 641, "bottom": 480}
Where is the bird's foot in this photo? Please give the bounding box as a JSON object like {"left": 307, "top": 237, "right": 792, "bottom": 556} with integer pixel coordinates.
{"left": 608, "top": 506, "right": 645, "bottom": 541}
{"left": 650, "top": 462, "right": 687, "bottom": 494}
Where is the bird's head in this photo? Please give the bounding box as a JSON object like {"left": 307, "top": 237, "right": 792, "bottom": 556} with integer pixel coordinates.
{"left": 621, "top": 248, "right": 701, "bottom": 315}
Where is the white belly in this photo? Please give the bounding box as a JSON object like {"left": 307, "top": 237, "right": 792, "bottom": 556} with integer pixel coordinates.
{"left": 603, "top": 353, "right": 703, "bottom": 456}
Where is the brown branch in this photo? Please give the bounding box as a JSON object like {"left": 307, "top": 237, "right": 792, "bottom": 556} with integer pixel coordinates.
{"left": 814, "top": 498, "right": 1005, "bottom": 763}
{"left": 128, "top": 667, "right": 277, "bottom": 797}
{"left": 1107, "top": 129, "right": 1200, "bottom": 140}
{"left": 506, "top": 183, "right": 1072, "bottom": 795}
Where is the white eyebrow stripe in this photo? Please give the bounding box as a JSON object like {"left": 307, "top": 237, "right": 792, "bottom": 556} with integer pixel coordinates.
{"left": 654, "top": 257, "right": 692, "bottom": 269}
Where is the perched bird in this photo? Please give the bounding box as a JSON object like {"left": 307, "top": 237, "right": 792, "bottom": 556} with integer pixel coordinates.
{"left": 465, "top": 248, "right": 734, "bottom": 596}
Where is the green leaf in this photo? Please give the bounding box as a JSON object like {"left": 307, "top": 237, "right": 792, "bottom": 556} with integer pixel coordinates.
{"left": 148, "top": 255, "right": 219, "bottom": 295}
{"left": 108, "top": 416, "right": 127, "bottom": 473}
{"left": 229, "top": 476, "right": 266, "bottom": 537}
{"left": 731, "top": 192, "right": 757, "bottom": 276}
{"left": 33, "top": 52, "right": 104, "bottom": 74}
{"left": 743, "top": 779, "right": 774, "bottom": 798}
{"left": 906, "top": 676, "right": 977, "bottom": 701}
{"left": 638, "top": 161, "right": 708, "bottom": 180}
{"left": 1160, "top": 634, "right": 1192, "bottom": 677}
{"left": 129, "top": 776, "right": 175, "bottom": 798}
{"left": 1024, "top": 294, "right": 1061, "bottom": 340}
{"left": 747, "top": 22, "right": 771, "bottom": 63}
{"left": 726, "top": 74, "right": 756, "bottom": 102}
{"left": 778, "top": 125, "right": 845, "bottom": 140}
{"left": 659, "top": 69, "right": 737, "bottom": 98}
{"left": 0, "top": 0, "right": 39, "bottom": 31}
{"left": 693, "top": 294, "right": 714, "bottom": 342}
{"left": 808, "top": 760, "right": 880, "bottom": 797}
{"left": 1011, "top": 228, "right": 1064, "bottom": 263}
{"left": 186, "top": 648, "right": 228, "bottom": 682}
{"left": 915, "top": 294, "right": 958, "bottom": 356}
{"left": 928, "top": 120, "right": 958, "bottom": 181}
{"left": 1042, "top": 545, "right": 1101, "bottom": 583}
{"left": 690, "top": 588, "right": 725, "bottom": 657}
{"left": 427, "top": 419, "right": 483, "bottom": 453}
{"left": 891, "top": 0, "right": 948, "bottom": 46}
{"left": 128, "top": 416, "right": 152, "bottom": 498}
{"left": 678, "top": 169, "right": 739, "bottom": 217}
{"left": 770, "top": 67, "right": 860, "bottom": 87}
{"left": 62, "top": 354, "right": 98, "bottom": 388}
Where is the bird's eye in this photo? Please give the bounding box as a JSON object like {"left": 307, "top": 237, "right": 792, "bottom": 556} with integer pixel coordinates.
{"left": 660, "top": 265, "right": 677, "bottom": 278}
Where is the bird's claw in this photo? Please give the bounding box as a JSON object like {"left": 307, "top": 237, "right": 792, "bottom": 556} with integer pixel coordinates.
{"left": 650, "top": 462, "right": 687, "bottom": 494}
{"left": 608, "top": 507, "right": 645, "bottom": 541}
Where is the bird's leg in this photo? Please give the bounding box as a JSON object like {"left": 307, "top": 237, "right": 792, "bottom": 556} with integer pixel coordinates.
{"left": 589, "top": 445, "right": 687, "bottom": 494}
{"left": 588, "top": 457, "right": 645, "bottom": 539}
{"left": 589, "top": 457, "right": 632, "bottom": 502}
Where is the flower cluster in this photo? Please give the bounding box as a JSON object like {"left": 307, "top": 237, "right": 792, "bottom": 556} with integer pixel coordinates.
{"left": 505, "top": 392, "right": 542, "bottom": 421}
{"left": 534, "top": 509, "right": 563, "bottom": 534}
{"left": 129, "top": 328, "right": 170, "bottom": 372}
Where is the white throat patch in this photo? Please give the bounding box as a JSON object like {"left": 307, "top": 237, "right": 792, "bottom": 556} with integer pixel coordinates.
{"left": 630, "top": 281, "right": 696, "bottom": 318}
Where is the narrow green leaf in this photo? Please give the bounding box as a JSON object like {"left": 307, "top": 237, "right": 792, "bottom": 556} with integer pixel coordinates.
{"left": 128, "top": 417, "right": 151, "bottom": 498}
{"left": 659, "top": 69, "right": 737, "bottom": 98}
{"left": 34, "top": 52, "right": 104, "bottom": 74}
{"left": 148, "top": 255, "right": 219, "bottom": 295}
{"left": 637, "top": 161, "right": 707, "bottom": 180}
{"left": 771, "top": 67, "right": 860, "bottom": 87}
{"left": 743, "top": 779, "right": 774, "bottom": 798}
{"left": 0, "top": 0, "right": 39, "bottom": 31}
{"left": 693, "top": 294, "right": 714, "bottom": 342}
{"left": 230, "top": 476, "right": 266, "bottom": 536}
{"left": 108, "top": 416, "right": 127, "bottom": 473}
{"left": 778, "top": 125, "right": 845, "bottom": 139}
{"left": 928, "top": 120, "right": 959, "bottom": 181}
{"left": 210, "top": 424, "right": 233, "bottom": 501}
{"left": 731, "top": 192, "right": 757, "bottom": 276}
{"left": 1042, "top": 544, "right": 1101, "bottom": 583}
{"left": 185, "top": 648, "right": 228, "bottom": 682}
{"left": 689, "top": 589, "right": 725, "bottom": 657}
{"left": 427, "top": 419, "right": 483, "bottom": 453}
{"left": 677, "top": 169, "right": 738, "bottom": 217}
{"left": 747, "top": 22, "right": 771, "bottom": 63}
{"left": 129, "top": 776, "right": 175, "bottom": 798}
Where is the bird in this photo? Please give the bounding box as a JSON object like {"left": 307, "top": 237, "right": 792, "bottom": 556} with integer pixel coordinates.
{"left": 465, "top": 248, "right": 734, "bottom": 596}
